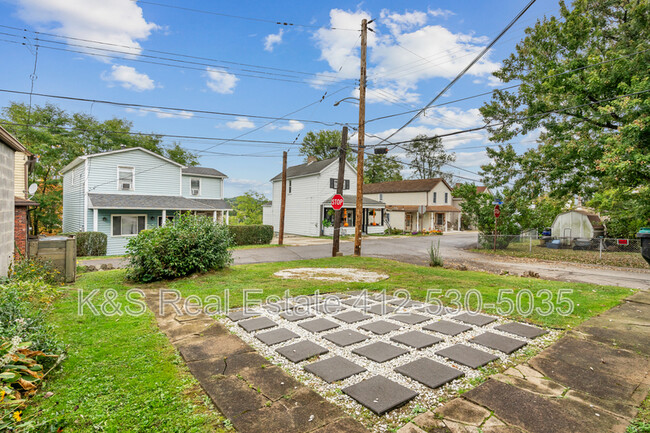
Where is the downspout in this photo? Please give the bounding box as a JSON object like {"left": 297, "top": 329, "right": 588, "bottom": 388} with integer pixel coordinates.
{"left": 83, "top": 159, "right": 89, "bottom": 232}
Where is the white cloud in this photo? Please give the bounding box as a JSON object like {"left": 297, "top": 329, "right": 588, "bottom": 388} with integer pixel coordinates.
{"left": 277, "top": 120, "right": 304, "bottom": 132}
{"left": 312, "top": 8, "right": 500, "bottom": 101}
{"left": 264, "top": 29, "right": 284, "bottom": 52}
{"left": 428, "top": 8, "right": 455, "bottom": 18}
{"left": 206, "top": 67, "right": 239, "bottom": 94}
{"left": 102, "top": 65, "right": 154, "bottom": 91}
{"left": 226, "top": 117, "right": 255, "bottom": 130}
{"left": 419, "top": 107, "right": 484, "bottom": 129}
{"left": 15, "top": 0, "right": 158, "bottom": 55}
{"left": 126, "top": 107, "right": 194, "bottom": 118}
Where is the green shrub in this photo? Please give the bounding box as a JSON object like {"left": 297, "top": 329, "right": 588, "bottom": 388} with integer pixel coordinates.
{"left": 126, "top": 213, "right": 233, "bottom": 282}
{"left": 62, "top": 231, "right": 107, "bottom": 256}
{"left": 9, "top": 257, "right": 61, "bottom": 286}
{"left": 228, "top": 224, "right": 273, "bottom": 246}
{"left": 428, "top": 240, "right": 443, "bottom": 267}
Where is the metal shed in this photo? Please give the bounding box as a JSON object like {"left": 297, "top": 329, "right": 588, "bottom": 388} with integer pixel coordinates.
{"left": 550, "top": 210, "right": 604, "bottom": 240}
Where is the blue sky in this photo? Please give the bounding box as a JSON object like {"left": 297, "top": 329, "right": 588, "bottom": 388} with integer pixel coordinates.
{"left": 0, "top": 0, "right": 560, "bottom": 197}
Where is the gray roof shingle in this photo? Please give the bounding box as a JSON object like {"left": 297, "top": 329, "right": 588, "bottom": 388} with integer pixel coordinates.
{"left": 88, "top": 193, "right": 220, "bottom": 211}
{"left": 190, "top": 199, "right": 232, "bottom": 210}
{"left": 182, "top": 167, "right": 227, "bottom": 178}
{"left": 270, "top": 157, "right": 340, "bottom": 181}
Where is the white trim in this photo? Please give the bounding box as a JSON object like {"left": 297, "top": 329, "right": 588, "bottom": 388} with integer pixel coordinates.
{"left": 225, "top": 211, "right": 229, "bottom": 225}
{"left": 179, "top": 168, "right": 182, "bottom": 196}
{"left": 190, "top": 177, "right": 201, "bottom": 196}
{"left": 220, "top": 177, "right": 224, "bottom": 199}
{"left": 93, "top": 209, "right": 98, "bottom": 232}
{"left": 162, "top": 209, "right": 166, "bottom": 226}
{"left": 117, "top": 166, "right": 135, "bottom": 191}
{"left": 83, "top": 159, "right": 88, "bottom": 231}
{"left": 110, "top": 213, "right": 147, "bottom": 237}
{"left": 182, "top": 172, "right": 226, "bottom": 179}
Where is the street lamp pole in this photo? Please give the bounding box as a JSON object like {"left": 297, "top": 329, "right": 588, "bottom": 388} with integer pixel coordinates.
{"left": 354, "top": 18, "right": 368, "bottom": 257}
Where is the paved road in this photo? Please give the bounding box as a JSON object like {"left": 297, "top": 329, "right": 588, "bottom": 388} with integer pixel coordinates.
{"left": 233, "top": 233, "right": 650, "bottom": 290}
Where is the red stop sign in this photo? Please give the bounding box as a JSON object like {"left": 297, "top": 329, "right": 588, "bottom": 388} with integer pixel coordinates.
{"left": 494, "top": 204, "right": 501, "bottom": 218}
{"left": 331, "top": 194, "right": 344, "bottom": 210}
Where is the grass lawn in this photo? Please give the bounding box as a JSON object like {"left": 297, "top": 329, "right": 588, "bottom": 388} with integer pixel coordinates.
{"left": 472, "top": 241, "right": 647, "bottom": 269}
{"left": 168, "top": 256, "right": 632, "bottom": 329}
{"left": 77, "top": 254, "right": 125, "bottom": 261}
{"left": 28, "top": 272, "right": 229, "bottom": 432}
{"left": 232, "top": 244, "right": 281, "bottom": 250}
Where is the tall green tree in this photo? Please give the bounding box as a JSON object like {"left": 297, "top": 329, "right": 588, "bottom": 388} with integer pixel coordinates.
{"left": 364, "top": 154, "right": 403, "bottom": 184}
{"left": 299, "top": 130, "right": 356, "bottom": 164}
{"left": 2, "top": 102, "right": 198, "bottom": 233}
{"left": 232, "top": 191, "right": 267, "bottom": 225}
{"left": 403, "top": 134, "right": 455, "bottom": 181}
{"left": 479, "top": 0, "right": 650, "bottom": 232}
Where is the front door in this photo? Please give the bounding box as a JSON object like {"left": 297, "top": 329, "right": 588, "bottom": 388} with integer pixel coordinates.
{"left": 436, "top": 213, "right": 444, "bottom": 228}
{"left": 405, "top": 213, "right": 413, "bottom": 232}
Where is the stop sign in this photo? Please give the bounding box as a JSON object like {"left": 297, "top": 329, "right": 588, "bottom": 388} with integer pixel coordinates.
{"left": 494, "top": 204, "right": 501, "bottom": 218}
{"left": 331, "top": 194, "right": 344, "bottom": 210}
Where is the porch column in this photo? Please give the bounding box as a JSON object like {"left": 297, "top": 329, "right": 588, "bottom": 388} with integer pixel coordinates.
{"left": 445, "top": 213, "right": 449, "bottom": 232}
{"left": 162, "top": 209, "right": 167, "bottom": 226}
{"left": 93, "top": 209, "right": 98, "bottom": 232}
{"left": 226, "top": 211, "right": 229, "bottom": 225}
{"left": 416, "top": 213, "right": 420, "bottom": 231}
{"left": 213, "top": 210, "right": 217, "bottom": 223}
{"left": 430, "top": 212, "right": 433, "bottom": 229}
{"left": 458, "top": 212, "right": 461, "bottom": 231}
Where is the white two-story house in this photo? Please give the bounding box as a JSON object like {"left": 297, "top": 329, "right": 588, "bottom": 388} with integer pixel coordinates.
{"left": 264, "top": 156, "right": 385, "bottom": 237}
{"left": 363, "top": 178, "right": 461, "bottom": 232}
{"left": 61, "top": 147, "right": 231, "bottom": 255}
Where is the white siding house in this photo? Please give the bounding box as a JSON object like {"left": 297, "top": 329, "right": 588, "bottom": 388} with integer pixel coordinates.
{"left": 61, "top": 147, "right": 232, "bottom": 255}
{"left": 266, "top": 157, "right": 385, "bottom": 237}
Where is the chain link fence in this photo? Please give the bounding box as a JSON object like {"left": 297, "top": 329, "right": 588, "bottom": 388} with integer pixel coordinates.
{"left": 475, "top": 232, "right": 645, "bottom": 268}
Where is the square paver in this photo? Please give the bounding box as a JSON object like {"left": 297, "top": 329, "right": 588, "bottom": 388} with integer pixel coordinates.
{"left": 342, "top": 375, "right": 418, "bottom": 415}
{"left": 304, "top": 356, "right": 366, "bottom": 383}
{"left": 391, "top": 313, "right": 430, "bottom": 325}
{"left": 423, "top": 320, "right": 472, "bottom": 336}
{"left": 334, "top": 310, "right": 372, "bottom": 324}
{"left": 495, "top": 322, "right": 547, "bottom": 339}
{"left": 299, "top": 318, "right": 340, "bottom": 333}
{"left": 364, "top": 303, "right": 397, "bottom": 315}
{"left": 264, "top": 300, "right": 293, "bottom": 313}
{"left": 227, "top": 310, "right": 260, "bottom": 322}
{"left": 313, "top": 302, "right": 346, "bottom": 314}
{"left": 452, "top": 312, "right": 496, "bottom": 326}
{"left": 395, "top": 358, "right": 464, "bottom": 389}
{"left": 414, "top": 305, "right": 448, "bottom": 316}
{"left": 276, "top": 340, "right": 329, "bottom": 363}
{"left": 388, "top": 299, "right": 424, "bottom": 308}
{"left": 390, "top": 331, "right": 443, "bottom": 349}
{"left": 280, "top": 309, "right": 315, "bottom": 322}
{"left": 352, "top": 341, "right": 409, "bottom": 363}
{"left": 238, "top": 316, "right": 277, "bottom": 332}
{"left": 359, "top": 320, "right": 402, "bottom": 335}
{"left": 370, "top": 293, "right": 396, "bottom": 301}
{"left": 470, "top": 332, "right": 527, "bottom": 354}
{"left": 256, "top": 328, "right": 300, "bottom": 345}
{"left": 435, "top": 344, "right": 499, "bottom": 369}
{"left": 323, "top": 330, "right": 369, "bottom": 347}
{"left": 342, "top": 297, "right": 374, "bottom": 307}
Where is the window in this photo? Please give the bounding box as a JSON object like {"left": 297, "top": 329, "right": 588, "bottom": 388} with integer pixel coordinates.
{"left": 288, "top": 180, "right": 292, "bottom": 193}
{"left": 379, "top": 193, "right": 383, "bottom": 201}
{"left": 444, "top": 192, "right": 448, "bottom": 203}
{"left": 437, "top": 213, "right": 444, "bottom": 225}
{"left": 117, "top": 166, "right": 134, "bottom": 191}
{"left": 433, "top": 192, "right": 437, "bottom": 203}
{"left": 329, "top": 178, "right": 350, "bottom": 190}
{"left": 190, "top": 178, "right": 200, "bottom": 196}
{"left": 157, "top": 216, "right": 175, "bottom": 227}
{"left": 112, "top": 215, "right": 146, "bottom": 236}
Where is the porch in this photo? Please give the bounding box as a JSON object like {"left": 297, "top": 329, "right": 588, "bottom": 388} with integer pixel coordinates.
{"left": 322, "top": 195, "right": 386, "bottom": 236}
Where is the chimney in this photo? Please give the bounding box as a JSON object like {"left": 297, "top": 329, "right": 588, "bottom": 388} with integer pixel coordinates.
{"left": 307, "top": 156, "right": 317, "bottom": 164}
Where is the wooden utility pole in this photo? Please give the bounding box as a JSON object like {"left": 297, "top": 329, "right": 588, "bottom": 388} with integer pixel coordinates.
{"left": 332, "top": 126, "right": 348, "bottom": 257}
{"left": 353, "top": 18, "right": 368, "bottom": 257}
{"left": 278, "top": 151, "right": 287, "bottom": 245}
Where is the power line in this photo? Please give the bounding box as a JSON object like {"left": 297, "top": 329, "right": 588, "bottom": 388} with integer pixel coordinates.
{"left": 0, "top": 88, "right": 352, "bottom": 127}
{"left": 376, "top": 0, "right": 538, "bottom": 149}
{"left": 132, "top": 0, "right": 358, "bottom": 31}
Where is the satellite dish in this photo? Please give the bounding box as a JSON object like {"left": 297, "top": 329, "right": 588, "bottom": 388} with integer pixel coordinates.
{"left": 28, "top": 183, "right": 38, "bottom": 196}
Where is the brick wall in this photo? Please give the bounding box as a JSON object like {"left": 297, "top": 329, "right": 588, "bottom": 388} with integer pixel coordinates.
{"left": 14, "top": 205, "right": 28, "bottom": 260}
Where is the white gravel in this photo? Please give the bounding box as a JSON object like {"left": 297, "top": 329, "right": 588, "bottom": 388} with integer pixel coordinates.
{"left": 221, "top": 292, "right": 560, "bottom": 433}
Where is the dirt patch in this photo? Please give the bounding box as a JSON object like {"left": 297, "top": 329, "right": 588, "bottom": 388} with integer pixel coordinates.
{"left": 273, "top": 267, "right": 389, "bottom": 283}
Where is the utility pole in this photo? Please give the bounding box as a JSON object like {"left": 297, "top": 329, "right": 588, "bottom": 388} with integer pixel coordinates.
{"left": 332, "top": 126, "right": 348, "bottom": 257}
{"left": 354, "top": 18, "right": 368, "bottom": 257}
{"left": 278, "top": 151, "right": 287, "bottom": 245}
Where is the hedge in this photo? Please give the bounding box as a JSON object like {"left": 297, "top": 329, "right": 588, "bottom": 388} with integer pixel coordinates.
{"left": 228, "top": 225, "right": 274, "bottom": 246}
{"left": 62, "top": 231, "right": 107, "bottom": 256}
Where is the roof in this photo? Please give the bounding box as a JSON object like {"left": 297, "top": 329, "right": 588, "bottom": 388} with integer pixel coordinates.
{"left": 386, "top": 205, "right": 461, "bottom": 213}
{"left": 88, "top": 193, "right": 220, "bottom": 211}
{"left": 190, "top": 198, "right": 232, "bottom": 210}
{"left": 61, "top": 147, "right": 185, "bottom": 174}
{"left": 322, "top": 194, "right": 385, "bottom": 208}
{"left": 14, "top": 197, "right": 39, "bottom": 207}
{"left": 182, "top": 166, "right": 227, "bottom": 178}
{"left": 364, "top": 178, "right": 452, "bottom": 194}
{"left": 0, "top": 126, "right": 26, "bottom": 152}
{"left": 568, "top": 209, "right": 605, "bottom": 229}
{"left": 270, "top": 157, "right": 345, "bottom": 181}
